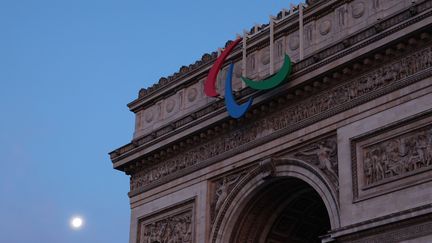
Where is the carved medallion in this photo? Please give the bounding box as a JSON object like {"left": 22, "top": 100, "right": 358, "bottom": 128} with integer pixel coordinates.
{"left": 166, "top": 99, "right": 175, "bottom": 113}
{"left": 319, "top": 20, "right": 332, "bottom": 36}
{"left": 144, "top": 109, "right": 154, "bottom": 123}
{"left": 187, "top": 87, "right": 198, "bottom": 102}
{"left": 352, "top": 2, "right": 365, "bottom": 19}
{"left": 289, "top": 35, "right": 300, "bottom": 50}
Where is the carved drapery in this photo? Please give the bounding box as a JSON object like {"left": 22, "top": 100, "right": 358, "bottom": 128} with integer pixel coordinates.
{"left": 131, "top": 45, "right": 432, "bottom": 193}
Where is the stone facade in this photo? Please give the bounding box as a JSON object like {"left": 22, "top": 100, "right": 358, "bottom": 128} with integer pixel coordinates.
{"left": 110, "top": 0, "right": 432, "bottom": 242}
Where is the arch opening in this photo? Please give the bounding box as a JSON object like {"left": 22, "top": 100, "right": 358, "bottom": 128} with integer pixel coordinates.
{"left": 230, "top": 178, "right": 331, "bottom": 243}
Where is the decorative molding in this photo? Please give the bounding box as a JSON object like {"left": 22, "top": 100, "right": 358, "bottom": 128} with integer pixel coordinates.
{"left": 336, "top": 212, "right": 432, "bottom": 243}
{"left": 330, "top": 203, "right": 432, "bottom": 234}
{"left": 129, "top": 44, "right": 432, "bottom": 194}
{"left": 136, "top": 199, "right": 195, "bottom": 243}
{"left": 112, "top": 0, "right": 432, "bottom": 163}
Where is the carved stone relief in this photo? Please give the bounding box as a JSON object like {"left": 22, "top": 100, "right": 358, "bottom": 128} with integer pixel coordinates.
{"left": 292, "top": 136, "right": 339, "bottom": 188}
{"left": 352, "top": 2, "right": 366, "bottom": 19}
{"left": 184, "top": 82, "right": 205, "bottom": 110}
{"left": 209, "top": 169, "right": 249, "bottom": 225}
{"left": 137, "top": 201, "right": 194, "bottom": 243}
{"left": 130, "top": 45, "right": 432, "bottom": 193}
{"left": 187, "top": 87, "right": 198, "bottom": 103}
{"left": 362, "top": 125, "right": 432, "bottom": 186}
{"left": 352, "top": 112, "right": 432, "bottom": 201}
{"left": 165, "top": 99, "right": 175, "bottom": 114}
{"left": 208, "top": 135, "right": 338, "bottom": 240}
{"left": 319, "top": 20, "right": 332, "bottom": 36}
{"left": 289, "top": 35, "right": 300, "bottom": 51}
{"left": 144, "top": 109, "right": 154, "bottom": 123}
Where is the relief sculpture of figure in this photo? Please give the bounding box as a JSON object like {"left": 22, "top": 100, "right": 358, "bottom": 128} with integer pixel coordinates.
{"left": 426, "top": 128, "right": 432, "bottom": 166}
{"left": 214, "top": 176, "right": 240, "bottom": 212}
{"left": 404, "top": 136, "right": 420, "bottom": 172}
{"left": 297, "top": 141, "right": 337, "bottom": 179}
{"left": 364, "top": 152, "right": 374, "bottom": 185}
{"left": 416, "top": 133, "right": 428, "bottom": 167}
{"left": 384, "top": 140, "right": 402, "bottom": 177}
{"left": 371, "top": 149, "right": 384, "bottom": 182}
{"left": 362, "top": 125, "right": 432, "bottom": 186}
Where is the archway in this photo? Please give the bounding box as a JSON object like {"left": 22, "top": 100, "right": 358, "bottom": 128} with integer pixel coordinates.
{"left": 211, "top": 158, "right": 339, "bottom": 243}
{"left": 231, "top": 178, "right": 331, "bottom": 243}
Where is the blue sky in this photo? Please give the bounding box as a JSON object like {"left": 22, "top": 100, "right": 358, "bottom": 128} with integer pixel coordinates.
{"left": 0, "top": 0, "right": 300, "bottom": 242}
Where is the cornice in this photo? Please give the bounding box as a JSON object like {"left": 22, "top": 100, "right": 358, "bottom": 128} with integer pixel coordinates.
{"left": 110, "top": 1, "right": 432, "bottom": 169}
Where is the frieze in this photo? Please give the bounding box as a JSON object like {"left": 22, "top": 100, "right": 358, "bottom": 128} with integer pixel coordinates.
{"left": 137, "top": 201, "right": 194, "bottom": 243}
{"left": 130, "top": 45, "right": 432, "bottom": 193}
{"left": 112, "top": 1, "right": 432, "bottom": 160}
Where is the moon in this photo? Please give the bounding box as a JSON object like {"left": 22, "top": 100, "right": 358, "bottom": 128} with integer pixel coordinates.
{"left": 70, "top": 216, "right": 84, "bottom": 230}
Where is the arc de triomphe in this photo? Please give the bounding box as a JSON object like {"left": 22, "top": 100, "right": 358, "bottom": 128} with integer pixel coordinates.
{"left": 110, "top": 0, "right": 432, "bottom": 242}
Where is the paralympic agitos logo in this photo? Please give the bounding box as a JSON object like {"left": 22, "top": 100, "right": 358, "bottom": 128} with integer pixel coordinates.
{"left": 204, "top": 37, "right": 292, "bottom": 119}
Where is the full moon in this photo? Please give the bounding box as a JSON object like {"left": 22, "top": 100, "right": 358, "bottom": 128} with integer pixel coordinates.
{"left": 70, "top": 216, "right": 84, "bottom": 230}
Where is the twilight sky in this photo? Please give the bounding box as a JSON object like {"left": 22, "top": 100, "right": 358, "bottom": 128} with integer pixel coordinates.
{"left": 0, "top": 0, "right": 300, "bottom": 242}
